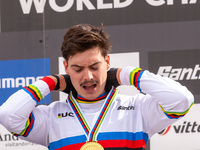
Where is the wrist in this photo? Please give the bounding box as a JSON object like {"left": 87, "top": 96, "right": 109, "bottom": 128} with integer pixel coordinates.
{"left": 40, "top": 76, "right": 56, "bottom": 91}
{"left": 116, "top": 68, "right": 122, "bottom": 85}
{"left": 51, "top": 75, "right": 59, "bottom": 90}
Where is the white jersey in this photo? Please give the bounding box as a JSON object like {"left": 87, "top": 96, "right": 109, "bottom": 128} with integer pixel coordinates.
{"left": 0, "top": 67, "right": 194, "bottom": 150}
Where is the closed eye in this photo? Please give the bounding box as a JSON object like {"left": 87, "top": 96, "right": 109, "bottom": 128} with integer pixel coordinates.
{"left": 90, "top": 67, "right": 99, "bottom": 70}
{"left": 75, "top": 68, "right": 82, "bottom": 72}
{"left": 71, "top": 65, "right": 83, "bottom": 73}
{"left": 89, "top": 62, "right": 101, "bottom": 70}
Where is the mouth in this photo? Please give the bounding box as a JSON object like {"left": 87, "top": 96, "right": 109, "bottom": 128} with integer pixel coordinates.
{"left": 83, "top": 84, "right": 97, "bottom": 90}
{"left": 81, "top": 80, "right": 98, "bottom": 92}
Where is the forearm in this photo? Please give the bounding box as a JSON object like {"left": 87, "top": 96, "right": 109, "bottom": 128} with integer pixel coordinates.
{"left": 0, "top": 77, "right": 54, "bottom": 133}
{"left": 116, "top": 68, "right": 122, "bottom": 85}
{"left": 119, "top": 66, "right": 194, "bottom": 113}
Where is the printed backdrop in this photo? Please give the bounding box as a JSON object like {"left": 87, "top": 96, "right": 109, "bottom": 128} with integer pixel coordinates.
{"left": 0, "top": 0, "right": 200, "bottom": 150}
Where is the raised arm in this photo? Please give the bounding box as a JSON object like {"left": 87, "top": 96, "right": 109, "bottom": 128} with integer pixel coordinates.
{"left": 118, "top": 66, "right": 194, "bottom": 136}
{"left": 0, "top": 77, "right": 56, "bottom": 146}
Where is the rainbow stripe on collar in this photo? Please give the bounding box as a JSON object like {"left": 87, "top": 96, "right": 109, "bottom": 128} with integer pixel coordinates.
{"left": 76, "top": 92, "right": 108, "bottom": 103}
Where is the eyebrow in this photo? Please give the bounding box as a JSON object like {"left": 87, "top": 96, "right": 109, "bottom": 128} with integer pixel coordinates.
{"left": 70, "top": 61, "right": 101, "bottom": 68}
{"left": 71, "top": 64, "right": 82, "bottom": 68}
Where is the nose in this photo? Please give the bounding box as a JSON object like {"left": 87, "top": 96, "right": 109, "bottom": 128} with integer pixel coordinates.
{"left": 83, "top": 69, "right": 93, "bottom": 81}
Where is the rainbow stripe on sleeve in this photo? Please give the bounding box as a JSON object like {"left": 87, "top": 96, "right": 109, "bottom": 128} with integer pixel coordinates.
{"left": 159, "top": 102, "right": 194, "bottom": 119}
{"left": 12, "top": 112, "right": 35, "bottom": 137}
{"left": 23, "top": 84, "right": 43, "bottom": 103}
{"left": 129, "top": 68, "right": 144, "bottom": 92}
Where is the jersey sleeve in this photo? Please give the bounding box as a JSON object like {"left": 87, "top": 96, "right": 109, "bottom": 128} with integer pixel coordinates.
{"left": 120, "top": 66, "right": 194, "bottom": 137}
{"left": 0, "top": 77, "right": 55, "bottom": 146}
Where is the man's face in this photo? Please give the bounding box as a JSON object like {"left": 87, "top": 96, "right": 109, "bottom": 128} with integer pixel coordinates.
{"left": 63, "top": 47, "right": 110, "bottom": 100}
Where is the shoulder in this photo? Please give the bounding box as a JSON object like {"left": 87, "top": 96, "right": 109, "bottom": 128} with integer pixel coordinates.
{"left": 36, "top": 100, "right": 70, "bottom": 113}
{"left": 115, "top": 93, "right": 152, "bottom": 105}
{"left": 48, "top": 100, "right": 68, "bottom": 106}
{"left": 116, "top": 93, "right": 146, "bottom": 101}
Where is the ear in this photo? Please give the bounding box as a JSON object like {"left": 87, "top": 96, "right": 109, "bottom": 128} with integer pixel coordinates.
{"left": 63, "top": 60, "right": 69, "bottom": 74}
{"left": 105, "top": 54, "right": 110, "bottom": 70}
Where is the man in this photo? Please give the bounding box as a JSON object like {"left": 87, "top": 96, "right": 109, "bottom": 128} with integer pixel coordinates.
{"left": 0, "top": 24, "right": 194, "bottom": 150}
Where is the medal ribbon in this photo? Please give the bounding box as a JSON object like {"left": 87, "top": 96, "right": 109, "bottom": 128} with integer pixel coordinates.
{"left": 67, "top": 87, "right": 117, "bottom": 142}
{"left": 68, "top": 95, "right": 90, "bottom": 135}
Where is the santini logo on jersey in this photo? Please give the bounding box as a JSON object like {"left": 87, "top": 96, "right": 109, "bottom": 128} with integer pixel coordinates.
{"left": 117, "top": 105, "right": 134, "bottom": 110}
{"left": 58, "top": 112, "right": 74, "bottom": 118}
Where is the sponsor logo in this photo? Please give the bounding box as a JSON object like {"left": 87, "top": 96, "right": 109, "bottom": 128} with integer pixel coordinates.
{"left": 173, "top": 121, "right": 200, "bottom": 133}
{"left": 0, "top": 76, "right": 43, "bottom": 89}
{"left": 58, "top": 112, "right": 74, "bottom": 118}
{"left": 0, "top": 132, "right": 38, "bottom": 147}
{"left": 0, "top": 133, "right": 19, "bottom": 141}
{"left": 158, "top": 121, "right": 200, "bottom": 135}
{"left": 148, "top": 49, "right": 200, "bottom": 95}
{"left": 117, "top": 105, "right": 134, "bottom": 110}
{"left": 158, "top": 126, "right": 171, "bottom": 136}
{"left": 157, "top": 64, "right": 200, "bottom": 81}
{"left": 0, "top": 58, "right": 51, "bottom": 105}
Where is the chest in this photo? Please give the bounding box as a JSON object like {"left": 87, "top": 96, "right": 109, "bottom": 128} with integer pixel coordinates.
{"left": 49, "top": 99, "right": 143, "bottom": 139}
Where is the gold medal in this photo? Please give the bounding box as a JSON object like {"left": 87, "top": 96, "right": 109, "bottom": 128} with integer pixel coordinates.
{"left": 80, "top": 142, "right": 104, "bottom": 150}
